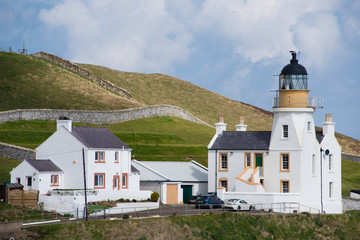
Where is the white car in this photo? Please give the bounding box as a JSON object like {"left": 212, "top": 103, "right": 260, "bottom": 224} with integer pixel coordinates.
{"left": 222, "top": 199, "right": 255, "bottom": 211}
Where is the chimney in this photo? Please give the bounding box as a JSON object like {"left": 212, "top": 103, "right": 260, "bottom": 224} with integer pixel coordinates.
{"left": 236, "top": 116, "right": 247, "bottom": 131}
{"left": 322, "top": 113, "right": 335, "bottom": 135}
{"left": 215, "top": 115, "right": 227, "bottom": 135}
{"left": 57, "top": 116, "right": 72, "bottom": 132}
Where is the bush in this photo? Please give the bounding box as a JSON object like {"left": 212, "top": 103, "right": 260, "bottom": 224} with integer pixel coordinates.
{"left": 151, "top": 192, "right": 159, "bottom": 202}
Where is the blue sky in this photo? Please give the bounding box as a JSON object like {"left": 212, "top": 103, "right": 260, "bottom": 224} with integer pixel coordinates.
{"left": 1, "top": 0, "right": 360, "bottom": 140}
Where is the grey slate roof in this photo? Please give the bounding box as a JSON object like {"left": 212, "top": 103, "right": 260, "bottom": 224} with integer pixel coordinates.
{"left": 316, "top": 131, "right": 324, "bottom": 144}
{"left": 132, "top": 160, "right": 208, "bottom": 182}
{"left": 71, "top": 127, "right": 130, "bottom": 149}
{"left": 210, "top": 131, "right": 272, "bottom": 150}
{"left": 131, "top": 166, "right": 140, "bottom": 174}
{"left": 26, "top": 159, "right": 62, "bottom": 172}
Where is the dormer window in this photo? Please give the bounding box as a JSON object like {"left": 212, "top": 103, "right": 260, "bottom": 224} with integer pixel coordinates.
{"left": 283, "top": 125, "right": 289, "bottom": 138}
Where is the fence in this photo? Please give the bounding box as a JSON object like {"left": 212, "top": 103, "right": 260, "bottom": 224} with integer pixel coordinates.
{"left": 7, "top": 189, "right": 39, "bottom": 209}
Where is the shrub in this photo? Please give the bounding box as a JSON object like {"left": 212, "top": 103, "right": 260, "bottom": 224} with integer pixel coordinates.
{"left": 151, "top": 192, "right": 159, "bottom": 202}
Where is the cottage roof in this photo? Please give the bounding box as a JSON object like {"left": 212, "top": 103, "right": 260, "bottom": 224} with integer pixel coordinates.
{"left": 210, "top": 131, "right": 271, "bottom": 150}
{"left": 26, "top": 159, "right": 62, "bottom": 172}
{"left": 132, "top": 160, "right": 208, "bottom": 182}
{"left": 71, "top": 127, "right": 130, "bottom": 149}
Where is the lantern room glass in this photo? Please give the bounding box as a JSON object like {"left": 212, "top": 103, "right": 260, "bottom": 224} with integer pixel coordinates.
{"left": 279, "top": 74, "right": 308, "bottom": 90}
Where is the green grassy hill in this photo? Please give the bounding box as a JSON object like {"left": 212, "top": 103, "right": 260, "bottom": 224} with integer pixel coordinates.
{"left": 0, "top": 52, "right": 142, "bottom": 111}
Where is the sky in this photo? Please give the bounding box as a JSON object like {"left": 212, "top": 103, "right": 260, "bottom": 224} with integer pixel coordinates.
{"left": 1, "top": 0, "right": 360, "bottom": 140}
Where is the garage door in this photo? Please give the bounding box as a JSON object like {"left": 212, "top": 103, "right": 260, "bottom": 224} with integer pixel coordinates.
{"left": 166, "top": 184, "right": 178, "bottom": 204}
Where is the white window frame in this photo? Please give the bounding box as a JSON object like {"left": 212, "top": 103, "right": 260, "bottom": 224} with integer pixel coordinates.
{"left": 283, "top": 125, "right": 289, "bottom": 138}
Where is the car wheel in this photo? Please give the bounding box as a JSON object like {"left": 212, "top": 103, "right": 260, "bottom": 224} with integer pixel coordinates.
{"left": 238, "top": 206, "right": 241, "bottom": 211}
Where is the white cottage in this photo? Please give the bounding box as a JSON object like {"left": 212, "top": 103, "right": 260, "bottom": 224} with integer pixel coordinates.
{"left": 132, "top": 160, "right": 208, "bottom": 204}
{"left": 11, "top": 118, "right": 148, "bottom": 202}
{"left": 208, "top": 52, "right": 342, "bottom": 214}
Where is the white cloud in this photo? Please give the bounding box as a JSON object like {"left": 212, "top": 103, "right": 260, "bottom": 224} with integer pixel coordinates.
{"left": 193, "top": 0, "right": 341, "bottom": 67}
{"left": 39, "top": 0, "right": 192, "bottom": 72}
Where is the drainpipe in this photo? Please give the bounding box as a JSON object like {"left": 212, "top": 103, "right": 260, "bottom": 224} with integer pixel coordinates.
{"left": 320, "top": 148, "right": 323, "bottom": 214}
{"left": 215, "top": 150, "right": 217, "bottom": 193}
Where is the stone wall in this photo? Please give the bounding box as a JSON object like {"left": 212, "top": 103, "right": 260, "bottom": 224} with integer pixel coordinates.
{"left": 342, "top": 197, "right": 360, "bottom": 211}
{"left": 0, "top": 105, "right": 211, "bottom": 126}
{"left": 342, "top": 153, "right": 360, "bottom": 163}
{"left": 31, "top": 52, "right": 134, "bottom": 101}
{"left": 0, "top": 142, "right": 35, "bottom": 161}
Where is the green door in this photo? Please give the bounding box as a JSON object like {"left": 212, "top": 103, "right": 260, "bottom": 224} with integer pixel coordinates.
{"left": 181, "top": 185, "right": 193, "bottom": 204}
{"left": 255, "top": 154, "right": 263, "bottom": 176}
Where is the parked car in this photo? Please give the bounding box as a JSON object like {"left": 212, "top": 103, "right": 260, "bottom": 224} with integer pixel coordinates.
{"left": 222, "top": 199, "right": 255, "bottom": 211}
{"left": 187, "top": 195, "right": 200, "bottom": 204}
{"left": 195, "top": 194, "right": 224, "bottom": 208}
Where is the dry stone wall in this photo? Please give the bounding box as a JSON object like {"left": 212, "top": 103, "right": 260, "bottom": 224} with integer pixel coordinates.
{"left": 342, "top": 153, "right": 360, "bottom": 163}
{"left": 0, "top": 142, "right": 35, "bottom": 161}
{"left": 0, "top": 105, "right": 211, "bottom": 126}
{"left": 31, "top": 52, "right": 134, "bottom": 101}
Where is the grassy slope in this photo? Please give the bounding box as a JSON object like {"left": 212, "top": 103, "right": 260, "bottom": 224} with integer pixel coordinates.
{"left": 0, "top": 156, "right": 20, "bottom": 184}
{"left": 0, "top": 52, "right": 142, "bottom": 111}
{"left": 15, "top": 211, "right": 360, "bottom": 240}
{"left": 80, "top": 64, "right": 274, "bottom": 132}
{"left": 342, "top": 159, "right": 360, "bottom": 196}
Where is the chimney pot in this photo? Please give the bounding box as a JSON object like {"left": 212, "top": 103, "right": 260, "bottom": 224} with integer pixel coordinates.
{"left": 325, "top": 114, "right": 332, "bottom": 122}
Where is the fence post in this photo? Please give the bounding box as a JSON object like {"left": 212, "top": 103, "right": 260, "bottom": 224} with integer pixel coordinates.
{"left": 103, "top": 207, "right": 106, "bottom": 219}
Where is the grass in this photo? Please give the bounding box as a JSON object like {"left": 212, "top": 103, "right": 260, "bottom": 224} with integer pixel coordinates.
{"left": 13, "top": 211, "right": 360, "bottom": 239}
{"left": 0, "top": 156, "right": 20, "bottom": 184}
{"left": 342, "top": 159, "right": 360, "bottom": 196}
{"left": 0, "top": 52, "right": 142, "bottom": 111}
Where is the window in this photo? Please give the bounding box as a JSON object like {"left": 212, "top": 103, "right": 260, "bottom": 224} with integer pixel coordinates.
{"left": 307, "top": 121, "right": 311, "bottom": 131}
{"left": 281, "top": 180, "right": 289, "bottom": 193}
{"left": 16, "top": 177, "right": 21, "bottom": 184}
{"left": 283, "top": 125, "right": 289, "bottom": 138}
{"left": 95, "top": 151, "right": 105, "bottom": 163}
{"left": 219, "top": 178, "right": 228, "bottom": 191}
{"left": 115, "top": 152, "right": 119, "bottom": 163}
{"left": 50, "top": 175, "right": 59, "bottom": 186}
{"left": 122, "top": 173, "right": 128, "bottom": 189}
{"left": 280, "top": 153, "right": 290, "bottom": 172}
{"left": 113, "top": 175, "right": 120, "bottom": 190}
{"left": 245, "top": 153, "right": 251, "bottom": 168}
{"left": 329, "top": 182, "right": 333, "bottom": 199}
{"left": 312, "top": 154, "right": 316, "bottom": 176}
{"left": 219, "top": 152, "right": 228, "bottom": 171}
{"left": 329, "top": 154, "right": 333, "bottom": 171}
{"left": 27, "top": 176, "right": 32, "bottom": 187}
{"left": 94, "top": 173, "right": 105, "bottom": 189}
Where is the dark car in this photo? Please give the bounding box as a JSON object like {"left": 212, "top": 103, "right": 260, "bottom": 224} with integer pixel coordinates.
{"left": 195, "top": 194, "right": 224, "bottom": 208}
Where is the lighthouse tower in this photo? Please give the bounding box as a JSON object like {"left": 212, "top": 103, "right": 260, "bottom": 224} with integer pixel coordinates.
{"left": 268, "top": 51, "right": 323, "bottom": 210}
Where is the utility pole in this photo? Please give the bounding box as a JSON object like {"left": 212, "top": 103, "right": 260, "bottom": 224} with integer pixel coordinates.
{"left": 82, "top": 148, "right": 88, "bottom": 221}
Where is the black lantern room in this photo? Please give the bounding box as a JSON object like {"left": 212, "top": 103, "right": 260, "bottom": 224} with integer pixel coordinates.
{"left": 279, "top": 51, "right": 308, "bottom": 90}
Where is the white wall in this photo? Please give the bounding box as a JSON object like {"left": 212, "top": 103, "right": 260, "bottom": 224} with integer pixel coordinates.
{"left": 10, "top": 161, "right": 39, "bottom": 191}
{"left": 36, "top": 127, "right": 85, "bottom": 189}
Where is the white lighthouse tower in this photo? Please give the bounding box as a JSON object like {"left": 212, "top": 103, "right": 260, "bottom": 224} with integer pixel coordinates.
{"left": 268, "top": 51, "right": 342, "bottom": 213}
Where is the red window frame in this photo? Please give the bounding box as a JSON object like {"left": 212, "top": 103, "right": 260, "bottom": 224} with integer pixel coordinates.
{"left": 113, "top": 175, "right": 120, "bottom": 190}
{"left": 94, "top": 173, "right": 106, "bottom": 189}
{"left": 122, "top": 173, "right": 128, "bottom": 189}
{"left": 95, "top": 151, "right": 105, "bottom": 163}
{"left": 50, "top": 174, "right": 59, "bottom": 186}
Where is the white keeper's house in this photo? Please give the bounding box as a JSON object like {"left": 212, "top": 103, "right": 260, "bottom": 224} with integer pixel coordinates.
{"left": 10, "top": 118, "right": 150, "bottom": 202}
{"left": 208, "top": 51, "right": 342, "bottom": 214}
